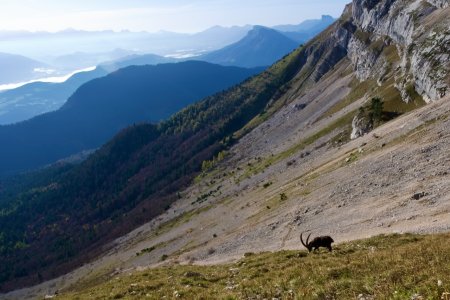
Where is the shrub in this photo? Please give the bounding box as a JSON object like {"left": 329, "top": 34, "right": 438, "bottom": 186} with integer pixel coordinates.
{"left": 263, "top": 181, "right": 273, "bottom": 188}
{"left": 370, "top": 97, "right": 383, "bottom": 123}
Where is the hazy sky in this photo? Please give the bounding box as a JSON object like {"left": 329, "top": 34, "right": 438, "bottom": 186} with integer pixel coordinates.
{"left": 0, "top": 0, "right": 350, "bottom": 33}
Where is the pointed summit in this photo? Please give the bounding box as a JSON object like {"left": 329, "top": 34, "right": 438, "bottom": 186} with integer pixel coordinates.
{"left": 200, "top": 26, "right": 298, "bottom": 68}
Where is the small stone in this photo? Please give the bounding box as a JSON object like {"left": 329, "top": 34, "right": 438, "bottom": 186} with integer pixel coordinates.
{"left": 412, "top": 192, "right": 427, "bottom": 200}
{"left": 357, "top": 294, "right": 374, "bottom": 300}
{"left": 410, "top": 293, "right": 423, "bottom": 300}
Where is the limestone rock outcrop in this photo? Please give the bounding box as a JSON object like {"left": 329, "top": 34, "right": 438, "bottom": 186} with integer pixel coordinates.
{"left": 346, "top": 0, "right": 450, "bottom": 102}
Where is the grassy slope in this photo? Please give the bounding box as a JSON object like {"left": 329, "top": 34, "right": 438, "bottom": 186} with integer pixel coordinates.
{"left": 60, "top": 233, "right": 450, "bottom": 299}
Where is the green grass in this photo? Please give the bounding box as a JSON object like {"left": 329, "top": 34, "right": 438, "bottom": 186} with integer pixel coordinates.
{"left": 60, "top": 233, "right": 450, "bottom": 299}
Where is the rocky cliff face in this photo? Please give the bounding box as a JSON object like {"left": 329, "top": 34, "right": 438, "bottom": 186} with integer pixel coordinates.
{"left": 351, "top": 114, "right": 374, "bottom": 139}
{"left": 347, "top": 0, "right": 450, "bottom": 102}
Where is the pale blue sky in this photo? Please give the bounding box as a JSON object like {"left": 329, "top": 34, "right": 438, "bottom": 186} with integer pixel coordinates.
{"left": 0, "top": 0, "right": 350, "bottom": 33}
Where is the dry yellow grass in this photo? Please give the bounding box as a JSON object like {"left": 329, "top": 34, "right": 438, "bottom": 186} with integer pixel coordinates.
{"left": 59, "top": 233, "right": 450, "bottom": 299}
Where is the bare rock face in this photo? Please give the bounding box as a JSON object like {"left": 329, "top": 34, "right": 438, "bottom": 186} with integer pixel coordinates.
{"left": 427, "top": 0, "right": 449, "bottom": 8}
{"left": 351, "top": 113, "right": 373, "bottom": 139}
{"left": 347, "top": 0, "right": 450, "bottom": 102}
{"left": 347, "top": 36, "right": 388, "bottom": 82}
{"left": 411, "top": 29, "right": 450, "bottom": 102}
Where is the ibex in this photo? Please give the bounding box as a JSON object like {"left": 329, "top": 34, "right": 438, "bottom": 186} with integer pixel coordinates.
{"left": 300, "top": 232, "right": 334, "bottom": 252}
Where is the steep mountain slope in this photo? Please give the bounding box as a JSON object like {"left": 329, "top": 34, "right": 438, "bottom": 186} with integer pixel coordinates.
{"left": 0, "top": 54, "right": 172, "bottom": 125}
{"left": 0, "top": 53, "right": 49, "bottom": 85}
{"left": 200, "top": 26, "right": 299, "bottom": 68}
{"left": 1, "top": 0, "right": 450, "bottom": 297}
{"left": 0, "top": 61, "right": 262, "bottom": 176}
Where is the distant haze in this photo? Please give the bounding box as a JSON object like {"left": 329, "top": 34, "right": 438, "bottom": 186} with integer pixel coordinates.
{"left": 0, "top": 0, "right": 349, "bottom": 33}
{"left": 0, "top": 66, "right": 96, "bottom": 91}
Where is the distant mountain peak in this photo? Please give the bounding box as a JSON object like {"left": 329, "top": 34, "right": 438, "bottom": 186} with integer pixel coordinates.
{"left": 247, "top": 25, "right": 277, "bottom": 36}
{"left": 200, "top": 25, "right": 298, "bottom": 68}
{"left": 321, "top": 15, "right": 335, "bottom": 21}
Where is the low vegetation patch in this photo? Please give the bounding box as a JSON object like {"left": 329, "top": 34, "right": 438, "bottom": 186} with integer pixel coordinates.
{"left": 61, "top": 233, "right": 450, "bottom": 299}
{"left": 136, "top": 246, "right": 156, "bottom": 256}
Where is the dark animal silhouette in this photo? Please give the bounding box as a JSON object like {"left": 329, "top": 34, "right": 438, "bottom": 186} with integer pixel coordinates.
{"left": 300, "top": 232, "right": 334, "bottom": 252}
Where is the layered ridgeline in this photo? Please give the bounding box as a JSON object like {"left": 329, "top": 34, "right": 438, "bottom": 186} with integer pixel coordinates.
{"left": 0, "top": 54, "right": 173, "bottom": 125}
{"left": 0, "top": 17, "right": 334, "bottom": 126}
{"left": 0, "top": 26, "right": 296, "bottom": 126}
{"left": 1, "top": 0, "right": 450, "bottom": 295}
{"left": 0, "top": 61, "right": 262, "bottom": 176}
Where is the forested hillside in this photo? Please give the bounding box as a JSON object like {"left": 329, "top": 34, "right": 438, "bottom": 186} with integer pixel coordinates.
{"left": 0, "top": 61, "right": 262, "bottom": 176}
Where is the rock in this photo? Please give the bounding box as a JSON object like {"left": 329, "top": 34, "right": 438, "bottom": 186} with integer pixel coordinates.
{"left": 173, "top": 291, "right": 181, "bottom": 298}
{"left": 349, "top": 0, "right": 449, "bottom": 102}
{"left": 348, "top": 37, "right": 383, "bottom": 81}
{"left": 410, "top": 293, "right": 424, "bottom": 300}
{"left": 351, "top": 114, "right": 373, "bottom": 139}
{"left": 357, "top": 294, "right": 374, "bottom": 300}
{"left": 412, "top": 192, "right": 427, "bottom": 200}
{"left": 293, "top": 103, "right": 307, "bottom": 110}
